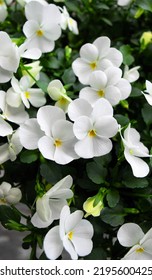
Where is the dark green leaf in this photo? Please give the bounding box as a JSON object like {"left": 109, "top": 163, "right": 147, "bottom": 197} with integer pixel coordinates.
{"left": 86, "top": 162, "right": 107, "bottom": 184}
{"left": 136, "top": 0, "right": 152, "bottom": 12}
{"left": 0, "top": 205, "right": 20, "bottom": 225}
{"left": 20, "top": 150, "right": 39, "bottom": 164}
{"left": 142, "top": 103, "right": 152, "bottom": 126}
{"left": 106, "top": 190, "right": 120, "bottom": 208}
{"left": 40, "top": 162, "right": 62, "bottom": 184}
{"left": 100, "top": 206, "right": 125, "bottom": 226}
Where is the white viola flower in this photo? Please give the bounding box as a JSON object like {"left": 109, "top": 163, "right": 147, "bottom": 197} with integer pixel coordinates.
{"left": 19, "top": 41, "right": 42, "bottom": 60}
{"left": 60, "top": 6, "right": 79, "bottom": 35}
{"left": 0, "top": 90, "right": 28, "bottom": 137}
{"left": 123, "top": 65, "right": 140, "bottom": 83}
{"left": 142, "top": 80, "right": 152, "bottom": 106}
{"left": 6, "top": 76, "right": 46, "bottom": 109}
{"left": 0, "top": 0, "right": 8, "bottom": 22}
{"left": 117, "top": 0, "right": 132, "bottom": 6}
{"left": 0, "top": 129, "right": 23, "bottom": 164}
{"left": 0, "top": 31, "right": 20, "bottom": 83}
{"left": 43, "top": 205, "right": 94, "bottom": 259}
{"left": 120, "top": 124, "right": 152, "bottom": 177}
{"left": 37, "top": 106, "right": 78, "bottom": 164}
{"left": 80, "top": 68, "right": 131, "bottom": 106}
{"left": 117, "top": 223, "right": 152, "bottom": 260}
{"left": 72, "top": 36, "right": 123, "bottom": 85}
{"left": 0, "top": 182, "right": 22, "bottom": 205}
{"left": 23, "top": 1, "right": 62, "bottom": 53}
{"left": 31, "top": 175, "right": 73, "bottom": 228}
{"left": 68, "top": 98, "right": 118, "bottom": 159}
{"left": 47, "top": 79, "right": 72, "bottom": 112}
{"left": 21, "top": 60, "right": 42, "bottom": 86}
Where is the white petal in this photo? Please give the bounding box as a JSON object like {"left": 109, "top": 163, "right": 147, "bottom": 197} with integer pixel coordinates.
{"left": 37, "top": 105, "right": 65, "bottom": 136}
{"left": 23, "top": 20, "right": 39, "bottom": 38}
{"left": 46, "top": 175, "right": 73, "bottom": 198}
{"left": 59, "top": 205, "right": 70, "bottom": 240}
{"left": 43, "top": 226, "right": 63, "bottom": 259}
{"left": 72, "top": 58, "right": 94, "bottom": 85}
{"left": 80, "top": 43, "right": 98, "bottom": 62}
{"left": 89, "top": 70, "right": 107, "bottom": 90}
{"left": 106, "top": 47, "right": 123, "bottom": 67}
{"left": 64, "top": 210, "right": 84, "bottom": 233}
{"left": 63, "top": 236, "right": 78, "bottom": 259}
{"left": 31, "top": 212, "right": 53, "bottom": 228}
{"left": 28, "top": 89, "right": 46, "bottom": 107}
{"left": 124, "top": 148, "right": 150, "bottom": 177}
{"left": 145, "top": 80, "right": 152, "bottom": 95}
{"left": 79, "top": 87, "right": 99, "bottom": 105}
{"left": 6, "top": 88, "right": 21, "bottom": 108}
{"left": 36, "top": 195, "right": 51, "bottom": 222}
{"left": 93, "top": 36, "right": 111, "bottom": 58}
{"left": 25, "top": 1, "right": 43, "bottom": 21}
{"left": 72, "top": 236, "right": 93, "bottom": 257}
{"left": 105, "top": 66, "right": 122, "bottom": 85}
{"left": 54, "top": 140, "right": 78, "bottom": 164}
{"left": 5, "top": 104, "right": 29, "bottom": 124}
{"left": 117, "top": 223, "right": 144, "bottom": 247}
{"left": 116, "top": 78, "right": 132, "bottom": 100}
{"left": 38, "top": 135, "right": 55, "bottom": 160}
{"left": 19, "top": 118, "right": 44, "bottom": 149}
{"left": 91, "top": 98, "right": 113, "bottom": 121}
{"left": 104, "top": 85, "right": 121, "bottom": 106}
{"left": 68, "top": 99, "right": 92, "bottom": 121}
{"left": 0, "top": 116, "right": 13, "bottom": 136}
{"left": 142, "top": 239, "right": 152, "bottom": 256}
{"left": 141, "top": 228, "right": 152, "bottom": 244}
{"left": 143, "top": 93, "right": 152, "bottom": 106}
{"left": 48, "top": 199, "right": 67, "bottom": 220}
{"left": 0, "top": 143, "right": 9, "bottom": 164}
{"left": 95, "top": 116, "right": 118, "bottom": 138}
{"left": 0, "top": 90, "right": 6, "bottom": 112}
{"left": 52, "top": 119, "right": 74, "bottom": 141}
{"left": 73, "top": 116, "right": 92, "bottom": 140}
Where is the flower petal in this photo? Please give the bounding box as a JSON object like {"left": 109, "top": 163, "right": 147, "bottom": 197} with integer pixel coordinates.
{"left": 68, "top": 99, "right": 92, "bottom": 121}
{"left": 43, "top": 226, "right": 63, "bottom": 259}
{"left": 117, "top": 223, "right": 144, "bottom": 247}
{"left": 38, "top": 135, "right": 55, "bottom": 160}
{"left": 31, "top": 212, "right": 53, "bottom": 228}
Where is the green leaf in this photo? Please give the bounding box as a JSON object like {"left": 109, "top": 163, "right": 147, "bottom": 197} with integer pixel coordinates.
{"left": 0, "top": 205, "right": 21, "bottom": 225}
{"left": 136, "top": 0, "right": 152, "bottom": 12}
{"left": 119, "top": 45, "right": 134, "bottom": 66}
{"left": 114, "top": 114, "right": 130, "bottom": 127}
{"left": 122, "top": 177, "right": 148, "bottom": 188}
{"left": 40, "top": 162, "right": 62, "bottom": 184}
{"left": 86, "top": 162, "right": 107, "bottom": 184}
{"left": 85, "top": 247, "right": 107, "bottom": 260}
{"left": 62, "top": 68, "right": 76, "bottom": 84}
{"left": 142, "top": 103, "right": 152, "bottom": 126}
{"left": 106, "top": 190, "right": 120, "bottom": 208}
{"left": 20, "top": 150, "right": 39, "bottom": 164}
{"left": 100, "top": 206, "right": 125, "bottom": 227}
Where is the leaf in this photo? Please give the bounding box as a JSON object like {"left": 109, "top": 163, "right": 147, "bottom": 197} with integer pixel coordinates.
{"left": 100, "top": 206, "right": 125, "bottom": 226}
{"left": 62, "top": 68, "right": 76, "bottom": 84}
{"left": 136, "top": 0, "right": 152, "bottom": 12}
{"left": 142, "top": 103, "right": 152, "bottom": 126}
{"left": 119, "top": 45, "right": 134, "bottom": 66}
{"left": 114, "top": 114, "right": 130, "bottom": 127}
{"left": 85, "top": 247, "right": 107, "bottom": 260}
{"left": 86, "top": 162, "right": 107, "bottom": 184}
{"left": 106, "top": 190, "right": 120, "bottom": 208}
{"left": 122, "top": 177, "right": 148, "bottom": 188}
{"left": 40, "top": 162, "right": 62, "bottom": 184}
{"left": 20, "top": 150, "right": 39, "bottom": 164}
{"left": 0, "top": 205, "right": 20, "bottom": 225}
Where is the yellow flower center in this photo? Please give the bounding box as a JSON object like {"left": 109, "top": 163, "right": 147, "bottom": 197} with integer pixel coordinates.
{"left": 24, "top": 91, "right": 30, "bottom": 99}
{"left": 0, "top": 0, "right": 4, "bottom": 5}
{"left": 88, "top": 129, "right": 96, "bottom": 137}
{"left": 89, "top": 61, "right": 97, "bottom": 70}
{"left": 97, "top": 90, "right": 105, "bottom": 97}
{"left": 129, "top": 149, "right": 134, "bottom": 155}
{"left": 68, "top": 231, "right": 73, "bottom": 240}
{"left": 54, "top": 139, "right": 62, "bottom": 147}
{"left": 0, "top": 198, "right": 6, "bottom": 204}
{"left": 36, "top": 29, "right": 44, "bottom": 37}
{"left": 136, "top": 247, "right": 144, "bottom": 253}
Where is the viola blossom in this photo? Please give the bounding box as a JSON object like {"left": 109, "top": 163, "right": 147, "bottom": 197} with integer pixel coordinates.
{"left": 47, "top": 79, "right": 72, "bottom": 112}
{"left": 142, "top": 80, "right": 152, "bottom": 106}
{"left": 31, "top": 175, "right": 73, "bottom": 228}
{"left": 117, "top": 0, "right": 132, "bottom": 6}
{"left": 0, "top": 90, "right": 28, "bottom": 137}
{"left": 37, "top": 106, "right": 79, "bottom": 164}
{"left": 23, "top": 1, "right": 62, "bottom": 53}
{"left": 117, "top": 223, "right": 152, "bottom": 260}
{"left": 43, "top": 205, "right": 94, "bottom": 260}
{"left": 123, "top": 65, "right": 140, "bottom": 83}
{"left": 72, "top": 36, "right": 123, "bottom": 85}
{"left": 68, "top": 98, "right": 118, "bottom": 159}
{"left": 0, "top": 31, "right": 20, "bottom": 83}
{"left": 0, "top": 181, "right": 22, "bottom": 205}
{"left": 60, "top": 6, "right": 79, "bottom": 35}
{"left": 0, "top": 129, "right": 23, "bottom": 165}
{"left": 119, "top": 124, "right": 152, "bottom": 178}
{"left": 6, "top": 76, "right": 46, "bottom": 109}
{"left": 79, "top": 68, "right": 131, "bottom": 106}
